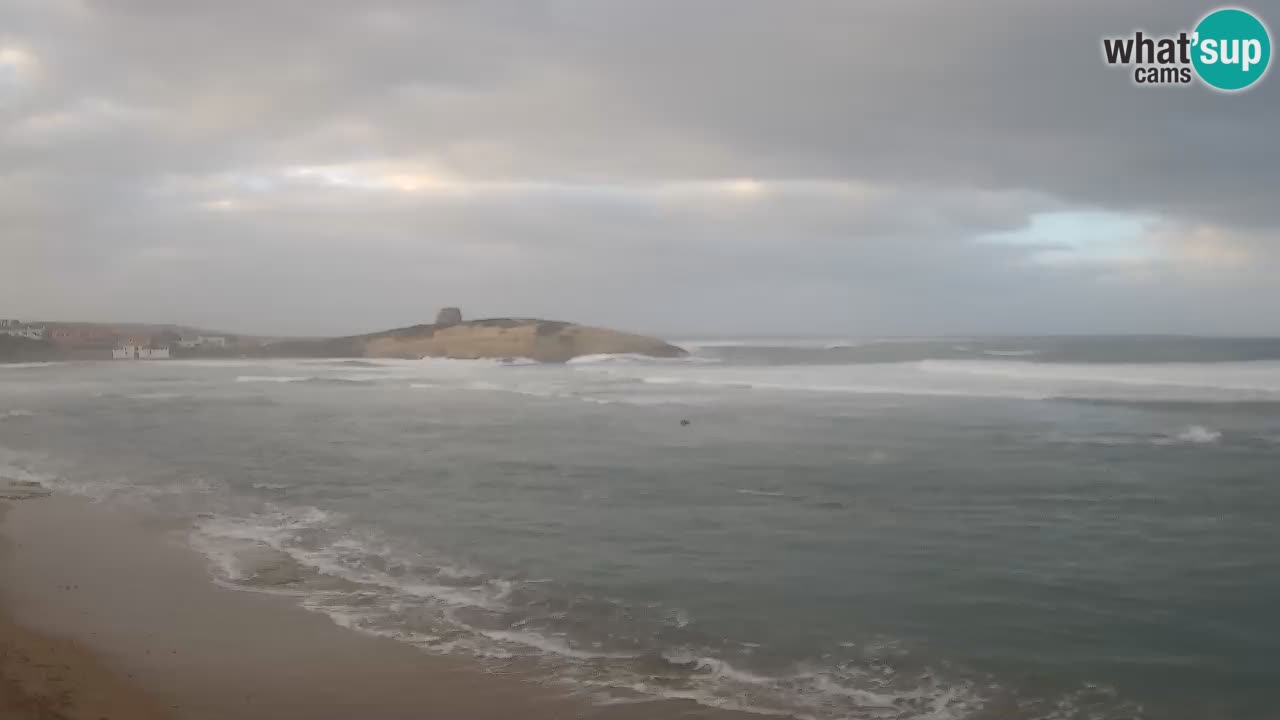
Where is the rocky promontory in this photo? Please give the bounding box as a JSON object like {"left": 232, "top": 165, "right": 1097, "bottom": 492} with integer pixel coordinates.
{"left": 262, "top": 309, "right": 685, "bottom": 363}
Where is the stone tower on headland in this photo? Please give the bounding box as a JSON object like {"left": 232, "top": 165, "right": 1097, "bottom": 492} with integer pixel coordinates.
{"left": 435, "top": 307, "right": 462, "bottom": 327}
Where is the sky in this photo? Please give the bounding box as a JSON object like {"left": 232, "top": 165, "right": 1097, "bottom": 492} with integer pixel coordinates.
{"left": 0, "top": 0, "right": 1277, "bottom": 337}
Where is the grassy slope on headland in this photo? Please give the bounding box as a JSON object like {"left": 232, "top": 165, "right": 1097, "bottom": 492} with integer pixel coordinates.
{"left": 263, "top": 318, "right": 685, "bottom": 363}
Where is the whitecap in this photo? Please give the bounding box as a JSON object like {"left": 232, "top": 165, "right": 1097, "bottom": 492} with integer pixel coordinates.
{"left": 1158, "top": 425, "right": 1222, "bottom": 445}
{"left": 568, "top": 353, "right": 717, "bottom": 366}
{"left": 980, "top": 349, "right": 1039, "bottom": 357}
{"left": 477, "top": 629, "right": 640, "bottom": 660}
{"left": 736, "top": 489, "right": 787, "bottom": 498}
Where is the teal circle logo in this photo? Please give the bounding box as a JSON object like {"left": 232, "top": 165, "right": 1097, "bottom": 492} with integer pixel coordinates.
{"left": 1192, "top": 8, "right": 1271, "bottom": 91}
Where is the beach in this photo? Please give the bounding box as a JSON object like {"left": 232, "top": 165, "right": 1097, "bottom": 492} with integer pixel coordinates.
{"left": 0, "top": 495, "right": 742, "bottom": 720}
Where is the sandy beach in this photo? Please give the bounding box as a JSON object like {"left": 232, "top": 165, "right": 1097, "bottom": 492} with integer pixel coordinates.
{"left": 0, "top": 495, "right": 748, "bottom": 720}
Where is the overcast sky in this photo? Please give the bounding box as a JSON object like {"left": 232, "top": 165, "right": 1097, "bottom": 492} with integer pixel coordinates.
{"left": 1, "top": 0, "right": 1277, "bottom": 337}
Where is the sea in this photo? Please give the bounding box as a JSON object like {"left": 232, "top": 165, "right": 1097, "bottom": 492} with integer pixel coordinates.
{"left": 2, "top": 335, "right": 1279, "bottom": 720}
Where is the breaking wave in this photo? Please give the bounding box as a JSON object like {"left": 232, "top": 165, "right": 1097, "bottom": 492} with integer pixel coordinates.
{"left": 570, "top": 359, "right": 1280, "bottom": 403}
{"left": 1161, "top": 425, "right": 1222, "bottom": 445}
{"left": 1055, "top": 425, "right": 1224, "bottom": 447}
{"left": 567, "top": 353, "right": 719, "bottom": 366}
{"left": 182, "top": 505, "right": 1013, "bottom": 719}
{"left": 234, "top": 375, "right": 377, "bottom": 385}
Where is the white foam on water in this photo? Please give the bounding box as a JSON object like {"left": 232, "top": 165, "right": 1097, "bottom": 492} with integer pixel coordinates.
{"left": 435, "top": 563, "right": 488, "bottom": 581}
{"left": 571, "top": 359, "right": 1280, "bottom": 403}
{"left": 567, "top": 353, "right": 717, "bottom": 366}
{"left": 0, "top": 362, "right": 59, "bottom": 369}
{"left": 190, "top": 507, "right": 517, "bottom": 619}
{"left": 1161, "top": 425, "right": 1222, "bottom": 445}
{"left": 1059, "top": 424, "right": 1224, "bottom": 448}
{"left": 980, "top": 349, "right": 1039, "bottom": 357}
{"left": 411, "top": 378, "right": 623, "bottom": 406}
{"left": 569, "top": 353, "right": 661, "bottom": 365}
{"left": 639, "top": 376, "right": 686, "bottom": 385}
{"left": 403, "top": 351, "right": 1280, "bottom": 407}
{"left": 178, "top": 500, "right": 1151, "bottom": 720}
{"left": 400, "top": 581, "right": 510, "bottom": 611}
{"left": 187, "top": 529, "right": 256, "bottom": 582}
{"left": 477, "top": 629, "right": 640, "bottom": 660}
{"left": 1, "top": 409, "right": 34, "bottom": 419}
{"left": 918, "top": 359, "right": 1280, "bottom": 397}
{"left": 577, "top": 661, "right": 987, "bottom": 720}
{"left": 0, "top": 447, "right": 55, "bottom": 499}
{"left": 679, "top": 338, "right": 866, "bottom": 350}
{"left": 412, "top": 356, "right": 538, "bottom": 369}
{"left": 690, "top": 656, "right": 778, "bottom": 686}
{"left": 736, "top": 489, "right": 787, "bottom": 498}
{"left": 235, "top": 375, "right": 311, "bottom": 383}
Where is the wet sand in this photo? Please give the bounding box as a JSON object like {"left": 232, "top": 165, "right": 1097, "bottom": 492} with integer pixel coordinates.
{"left": 0, "top": 612, "right": 174, "bottom": 720}
{"left": 0, "top": 496, "right": 751, "bottom": 720}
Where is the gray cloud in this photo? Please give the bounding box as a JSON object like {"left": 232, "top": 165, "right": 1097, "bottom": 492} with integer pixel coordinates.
{"left": 0, "top": 0, "right": 1276, "bottom": 335}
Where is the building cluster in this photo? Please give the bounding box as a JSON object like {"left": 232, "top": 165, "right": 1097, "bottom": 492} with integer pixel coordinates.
{"left": 111, "top": 333, "right": 229, "bottom": 360}
{"left": 0, "top": 319, "right": 46, "bottom": 340}
{"left": 112, "top": 338, "right": 172, "bottom": 360}
{"left": 2, "top": 319, "right": 229, "bottom": 360}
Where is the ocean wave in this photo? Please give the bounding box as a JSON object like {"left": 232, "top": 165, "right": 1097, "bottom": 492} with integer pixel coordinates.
{"left": 182, "top": 504, "right": 1002, "bottom": 719}
{"left": 0, "top": 449, "right": 52, "bottom": 499}
{"left": 917, "top": 359, "right": 1280, "bottom": 397}
{"left": 478, "top": 629, "right": 640, "bottom": 660}
{"left": 0, "top": 409, "right": 35, "bottom": 419}
{"left": 410, "top": 380, "right": 621, "bottom": 406}
{"left": 303, "top": 360, "right": 384, "bottom": 368}
{"left": 233, "top": 375, "right": 376, "bottom": 385}
{"left": 573, "top": 655, "right": 990, "bottom": 720}
{"left": 639, "top": 376, "right": 687, "bottom": 385}
{"left": 191, "top": 508, "right": 515, "bottom": 615}
{"left": 568, "top": 353, "right": 719, "bottom": 366}
{"left": 679, "top": 338, "right": 873, "bottom": 350}
{"left": 413, "top": 356, "right": 539, "bottom": 368}
{"left": 1159, "top": 425, "right": 1222, "bottom": 445}
{"left": 178, "top": 500, "right": 1156, "bottom": 720}
{"left": 980, "top": 349, "right": 1039, "bottom": 357}
{"left": 574, "top": 359, "right": 1280, "bottom": 403}
{"left": 0, "top": 361, "right": 59, "bottom": 369}
{"left": 636, "top": 373, "right": 1048, "bottom": 400}
{"left": 1056, "top": 425, "right": 1224, "bottom": 448}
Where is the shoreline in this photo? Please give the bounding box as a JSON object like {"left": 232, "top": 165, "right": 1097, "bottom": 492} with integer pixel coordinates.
{"left": 0, "top": 495, "right": 751, "bottom": 720}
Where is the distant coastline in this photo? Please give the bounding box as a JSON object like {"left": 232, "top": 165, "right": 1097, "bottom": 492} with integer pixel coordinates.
{"left": 0, "top": 309, "right": 686, "bottom": 364}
